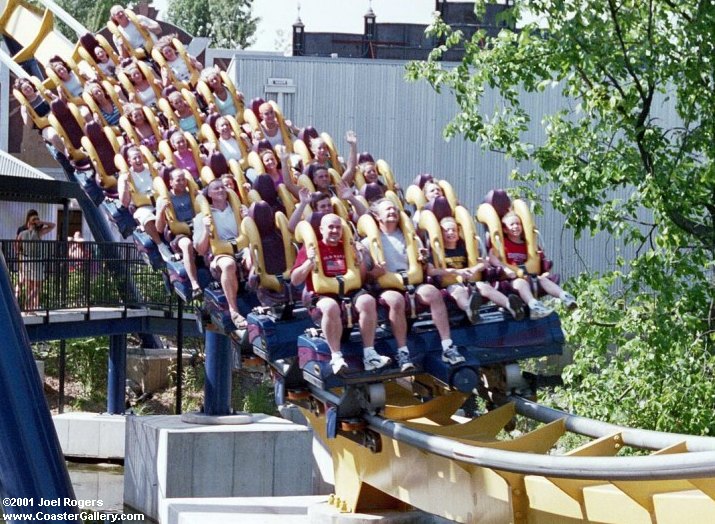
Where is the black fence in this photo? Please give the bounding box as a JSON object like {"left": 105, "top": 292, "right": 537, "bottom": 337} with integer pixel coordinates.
{"left": 1, "top": 239, "right": 180, "bottom": 314}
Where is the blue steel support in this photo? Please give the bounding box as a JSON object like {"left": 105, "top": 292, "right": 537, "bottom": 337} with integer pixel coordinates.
{"left": 0, "top": 254, "right": 77, "bottom": 517}
{"left": 204, "top": 330, "right": 232, "bottom": 415}
{"left": 107, "top": 334, "right": 127, "bottom": 415}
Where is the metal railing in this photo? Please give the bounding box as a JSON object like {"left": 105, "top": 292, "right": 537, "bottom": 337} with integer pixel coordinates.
{"left": 1, "top": 239, "right": 181, "bottom": 315}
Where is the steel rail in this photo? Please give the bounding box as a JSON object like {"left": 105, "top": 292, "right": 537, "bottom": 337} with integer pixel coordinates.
{"left": 512, "top": 395, "right": 715, "bottom": 452}
{"left": 363, "top": 410, "right": 715, "bottom": 481}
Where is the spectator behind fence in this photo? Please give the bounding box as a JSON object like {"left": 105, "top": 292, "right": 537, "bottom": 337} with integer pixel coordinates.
{"left": 17, "top": 211, "right": 55, "bottom": 310}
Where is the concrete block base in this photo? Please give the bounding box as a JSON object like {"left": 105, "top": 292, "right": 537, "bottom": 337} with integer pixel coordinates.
{"left": 124, "top": 414, "right": 315, "bottom": 523}
{"left": 308, "top": 503, "right": 454, "bottom": 523}
{"left": 53, "top": 412, "right": 125, "bottom": 459}
{"left": 163, "top": 495, "right": 328, "bottom": 524}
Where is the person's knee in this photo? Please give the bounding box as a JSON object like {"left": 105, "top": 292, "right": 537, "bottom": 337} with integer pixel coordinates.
{"left": 417, "top": 284, "right": 440, "bottom": 304}
{"left": 318, "top": 298, "right": 340, "bottom": 319}
{"left": 219, "top": 256, "right": 236, "bottom": 271}
{"left": 382, "top": 291, "right": 405, "bottom": 312}
{"left": 512, "top": 278, "right": 527, "bottom": 291}
{"left": 355, "top": 293, "right": 376, "bottom": 313}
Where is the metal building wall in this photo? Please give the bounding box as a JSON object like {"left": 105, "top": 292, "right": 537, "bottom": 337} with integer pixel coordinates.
{"left": 231, "top": 53, "right": 673, "bottom": 281}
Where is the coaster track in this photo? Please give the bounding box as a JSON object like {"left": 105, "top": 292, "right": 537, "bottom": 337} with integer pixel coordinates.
{"left": 3, "top": 3, "right": 715, "bottom": 522}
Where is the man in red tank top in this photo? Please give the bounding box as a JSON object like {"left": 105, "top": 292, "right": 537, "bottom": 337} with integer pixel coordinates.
{"left": 292, "top": 213, "right": 390, "bottom": 375}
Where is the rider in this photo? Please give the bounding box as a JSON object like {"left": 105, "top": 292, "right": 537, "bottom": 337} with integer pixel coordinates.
{"left": 359, "top": 198, "right": 466, "bottom": 371}
{"left": 291, "top": 213, "right": 391, "bottom": 375}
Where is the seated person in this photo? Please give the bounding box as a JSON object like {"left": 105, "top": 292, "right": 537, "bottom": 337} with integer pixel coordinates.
{"left": 311, "top": 136, "right": 334, "bottom": 168}
{"left": 92, "top": 45, "right": 117, "bottom": 78}
{"left": 193, "top": 179, "right": 247, "bottom": 328}
{"left": 211, "top": 116, "right": 247, "bottom": 162}
{"left": 220, "top": 173, "right": 239, "bottom": 192}
{"left": 156, "top": 36, "right": 202, "bottom": 87}
{"left": 83, "top": 81, "right": 122, "bottom": 126}
{"left": 291, "top": 213, "right": 390, "bottom": 374}
{"left": 302, "top": 162, "right": 337, "bottom": 195}
{"left": 155, "top": 168, "right": 202, "bottom": 298}
{"left": 254, "top": 145, "right": 300, "bottom": 198}
{"left": 109, "top": 5, "right": 162, "bottom": 59}
{"left": 165, "top": 91, "right": 202, "bottom": 136}
{"left": 253, "top": 101, "right": 297, "bottom": 149}
{"left": 359, "top": 198, "right": 466, "bottom": 370}
{"left": 78, "top": 34, "right": 119, "bottom": 80}
{"left": 121, "top": 103, "right": 163, "bottom": 153}
{"left": 117, "top": 146, "right": 170, "bottom": 259}
{"left": 163, "top": 130, "right": 204, "bottom": 184}
{"left": 47, "top": 56, "right": 85, "bottom": 100}
{"left": 14, "top": 78, "right": 64, "bottom": 154}
{"left": 489, "top": 212, "right": 576, "bottom": 314}
{"left": 287, "top": 188, "right": 333, "bottom": 233}
{"left": 288, "top": 184, "right": 367, "bottom": 233}
{"left": 199, "top": 67, "right": 243, "bottom": 117}
{"left": 426, "top": 216, "right": 525, "bottom": 323}
{"left": 120, "top": 61, "right": 161, "bottom": 106}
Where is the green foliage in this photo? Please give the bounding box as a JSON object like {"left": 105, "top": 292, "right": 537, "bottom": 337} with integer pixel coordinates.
{"left": 36, "top": 337, "right": 109, "bottom": 406}
{"left": 166, "top": 0, "right": 259, "bottom": 49}
{"left": 407, "top": 1, "right": 715, "bottom": 434}
{"left": 54, "top": 0, "right": 123, "bottom": 37}
{"left": 235, "top": 377, "right": 275, "bottom": 415}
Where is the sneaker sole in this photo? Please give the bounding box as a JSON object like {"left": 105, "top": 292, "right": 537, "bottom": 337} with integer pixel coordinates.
{"left": 364, "top": 359, "right": 391, "bottom": 371}
{"left": 400, "top": 363, "right": 416, "bottom": 372}
{"left": 442, "top": 354, "right": 466, "bottom": 365}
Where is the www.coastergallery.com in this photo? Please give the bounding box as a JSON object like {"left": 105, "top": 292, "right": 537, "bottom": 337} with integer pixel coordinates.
{"left": 1, "top": 513, "right": 144, "bottom": 521}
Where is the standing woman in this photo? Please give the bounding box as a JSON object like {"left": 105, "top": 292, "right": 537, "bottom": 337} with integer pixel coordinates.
{"left": 17, "top": 212, "right": 55, "bottom": 311}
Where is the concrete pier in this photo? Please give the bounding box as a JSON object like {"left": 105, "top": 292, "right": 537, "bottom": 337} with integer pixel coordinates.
{"left": 124, "top": 414, "right": 314, "bottom": 522}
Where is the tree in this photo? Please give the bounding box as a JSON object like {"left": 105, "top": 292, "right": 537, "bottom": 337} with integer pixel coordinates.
{"left": 53, "top": 0, "right": 122, "bottom": 38}
{"left": 166, "top": 0, "right": 259, "bottom": 49}
{"left": 407, "top": 1, "right": 715, "bottom": 434}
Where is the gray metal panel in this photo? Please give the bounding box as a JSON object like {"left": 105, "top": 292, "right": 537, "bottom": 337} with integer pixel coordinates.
{"left": 231, "top": 54, "right": 657, "bottom": 281}
{"left": 0, "top": 149, "right": 54, "bottom": 179}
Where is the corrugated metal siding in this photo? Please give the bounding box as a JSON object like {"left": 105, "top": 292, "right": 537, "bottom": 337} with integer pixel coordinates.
{"left": 0, "top": 149, "right": 54, "bottom": 180}
{"left": 229, "top": 54, "right": 670, "bottom": 281}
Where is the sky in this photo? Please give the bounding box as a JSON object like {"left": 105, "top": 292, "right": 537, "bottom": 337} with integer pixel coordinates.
{"left": 153, "top": 0, "right": 458, "bottom": 52}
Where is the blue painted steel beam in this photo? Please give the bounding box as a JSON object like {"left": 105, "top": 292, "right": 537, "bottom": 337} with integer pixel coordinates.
{"left": 23, "top": 315, "right": 201, "bottom": 342}
{"left": 0, "top": 255, "right": 77, "bottom": 518}
{"left": 203, "top": 331, "right": 232, "bottom": 415}
{"left": 107, "top": 334, "right": 127, "bottom": 415}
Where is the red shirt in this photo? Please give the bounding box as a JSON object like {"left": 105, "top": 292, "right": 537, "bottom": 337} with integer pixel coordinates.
{"left": 503, "top": 237, "right": 528, "bottom": 266}
{"left": 293, "top": 240, "right": 347, "bottom": 293}
{"left": 503, "top": 237, "right": 545, "bottom": 268}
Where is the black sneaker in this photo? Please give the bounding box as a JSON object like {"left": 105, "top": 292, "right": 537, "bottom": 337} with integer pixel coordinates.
{"left": 507, "top": 294, "right": 526, "bottom": 321}
{"left": 466, "top": 292, "right": 482, "bottom": 325}
{"left": 396, "top": 351, "right": 415, "bottom": 372}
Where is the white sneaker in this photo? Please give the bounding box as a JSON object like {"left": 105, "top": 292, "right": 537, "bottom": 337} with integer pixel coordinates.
{"left": 330, "top": 354, "right": 348, "bottom": 375}
{"left": 363, "top": 348, "right": 391, "bottom": 371}
{"left": 561, "top": 292, "right": 577, "bottom": 310}
{"left": 529, "top": 301, "right": 553, "bottom": 320}
{"left": 442, "top": 345, "right": 465, "bottom": 365}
